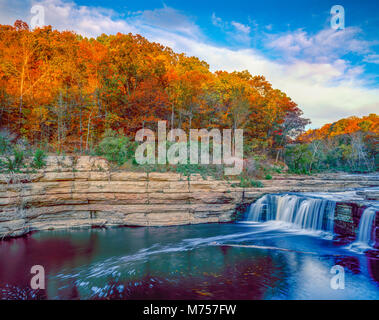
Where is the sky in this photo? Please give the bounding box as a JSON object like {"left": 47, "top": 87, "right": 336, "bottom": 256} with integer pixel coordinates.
{"left": 0, "top": 0, "right": 378, "bottom": 128}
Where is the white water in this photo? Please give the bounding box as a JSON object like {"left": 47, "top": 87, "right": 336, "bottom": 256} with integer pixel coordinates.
{"left": 245, "top": 194, "right": 336, "bottom": 233}
{"left": 247, "top": 196, "right": 266, "bottom": 221}
{"left": 355, "top": 207, "right": 377, "bottom": 247}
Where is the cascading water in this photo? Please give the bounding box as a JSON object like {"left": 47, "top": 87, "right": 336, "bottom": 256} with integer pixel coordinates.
{"left": 246, "top": 196, "right": 266, "bottom": 221}
{"left": 355, "top": 207, "right": 377, "bottom": 247}
{"left": 245, "top": 194, "right": 336, "bottom": 233}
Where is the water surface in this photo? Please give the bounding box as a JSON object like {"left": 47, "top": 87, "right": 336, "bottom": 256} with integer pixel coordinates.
{"left": 1, "top": 223, "right": 378, "bottom": 299}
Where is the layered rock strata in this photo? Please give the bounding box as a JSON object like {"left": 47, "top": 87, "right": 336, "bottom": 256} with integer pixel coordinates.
{"left": 0, "top": 156, "right": 377, "bottom": 238}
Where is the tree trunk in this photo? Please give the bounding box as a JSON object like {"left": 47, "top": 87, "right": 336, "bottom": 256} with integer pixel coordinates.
{"left": 86, "top": 109, "right": 93, "bottom": 151}
{"left": 171, "top": 104, "right": 174, "bottom": 140}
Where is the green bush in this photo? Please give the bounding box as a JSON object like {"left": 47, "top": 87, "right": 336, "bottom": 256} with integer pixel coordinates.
{"left": 1, "top": 148, "right": 25, "bottom": 172}
{"left": 175, "top": 163, "right": 224, "bottom": 179}
{"left": 13, "top": 148, "right": 24, "bottom": 170}
{"left": 234, "top": 176, "right": 263, "bottom": 188}
{"left": 284, "top": 144, "right": 313, "bottom": 174}
{"left": 32, "top": 149, "right": 47, "bottom": 169}
{"left": 96, "top": 131, "right": 137, "bottom": 166}
{"left": 265, "top": 174, "right": 272, "bottom": 180}
{"left": 272, "top": 165, "right": 283, "bottom": 174}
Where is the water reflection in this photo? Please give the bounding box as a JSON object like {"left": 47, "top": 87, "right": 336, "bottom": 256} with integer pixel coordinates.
{"left": 0, "top": 224, "right": 378, "bottom": 300}
{"left": 368, "top": 258, "right": 379, "bottom": 285}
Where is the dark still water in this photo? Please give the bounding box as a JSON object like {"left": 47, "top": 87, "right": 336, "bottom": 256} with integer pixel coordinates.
{"left": 1, "top": 222, "right": 379, "bottom": 300}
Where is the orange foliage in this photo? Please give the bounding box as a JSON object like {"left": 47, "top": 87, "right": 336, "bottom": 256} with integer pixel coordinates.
{"left": 0, "top": 21, "right": 308, "bottom": 152}
{"left": 298, "top": 114, "right": 379, "bottom": 143}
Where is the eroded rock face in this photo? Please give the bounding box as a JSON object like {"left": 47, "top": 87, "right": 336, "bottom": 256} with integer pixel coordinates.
{"left": 0, "top": 156, "right": 377, "bottom": 238}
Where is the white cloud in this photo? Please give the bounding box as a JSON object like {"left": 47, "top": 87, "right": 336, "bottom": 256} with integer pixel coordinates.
{"left": 265, "top": 27, "right": 375, "bottom": 63}
{"left": 231, "top": 21, "right": 250, "bottom": 34}
{"left": 28, "top": 0, "right": 137, "bottom": 37}
{"left": 155, "top": 34, "right": 379, "bottom": 127}
{"left": 364, "top": 54, "right": 379, "bottom": 64}
{"left": 211, "top": 12, "right": 223, "bottom": 28}
{"left": 211, "top": 12, "right": 251, "bottom": 45}
{"left": 265, "top": 24, "right": 273, "bottom": 31}
{"left": 1, "top": 0, "right": 378, "bottom": 128}
{"left": 133, "top": 6, "right": 202, "bottom": 38}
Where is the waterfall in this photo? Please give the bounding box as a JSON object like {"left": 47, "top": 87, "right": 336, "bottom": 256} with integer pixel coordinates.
{"left": 245, "top": 194, "right": 336, "bottom": 233}
{"left": 356, "top": 207, "right": 377, "bottom": 246}
{"left": 246, "top": 196, "right": 266, "bottom": 221}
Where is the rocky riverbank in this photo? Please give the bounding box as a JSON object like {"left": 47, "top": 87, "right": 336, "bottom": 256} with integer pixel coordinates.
{"left": 0, "top": 156, "right": 378, "bottom": 239}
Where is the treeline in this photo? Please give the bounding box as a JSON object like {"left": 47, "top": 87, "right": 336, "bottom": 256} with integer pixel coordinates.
{"left": 2, "top": 21, "right": 376, "bottom": 176}
{"left": 285, "top": 114, "right": 378, "bottom": 173}
{"left": 0, "top": 20, "right": 308, "bottom": 156}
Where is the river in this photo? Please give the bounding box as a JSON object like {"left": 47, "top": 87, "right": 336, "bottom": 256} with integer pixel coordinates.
{"left": 0, "top": 219, "right": 378, "bottom": 299}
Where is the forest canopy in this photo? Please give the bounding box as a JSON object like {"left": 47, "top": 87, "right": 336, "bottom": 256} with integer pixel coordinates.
{"left": 0, "top": 21, "right": 377, "bottom": 175}
{"left": 0, "top": 20, "right": 308, "bottom": 155}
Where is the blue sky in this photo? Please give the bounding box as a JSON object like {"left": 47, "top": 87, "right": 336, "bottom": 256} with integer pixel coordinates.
{"left": 0, "top": 0, "right": 378, "bottom": 127}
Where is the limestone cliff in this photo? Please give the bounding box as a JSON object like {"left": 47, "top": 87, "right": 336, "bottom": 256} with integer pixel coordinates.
{"left": 0, "top": 156, "right": 377, "bottom": 238}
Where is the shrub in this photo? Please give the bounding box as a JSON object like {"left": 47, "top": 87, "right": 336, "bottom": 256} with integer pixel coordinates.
{"left": 32, "top": 149, "right": 47, "bottom": 169}
{"left": 265, "top": 174, "right": 272, "bottom": 180}
{"left": 234, "top": 176, "right": 263, "bottom": 188}
{"left": 284, "top": 144, "right": 313, "bottom": 174}
{"left": 2, "top": 148, "right": 25, "bottom": 172}
{"left": 13, "top": 149, "right": 24, "bottom": 170}
{"left": 96, "top": 131, "right": 137, "bottom": 166}
{"left": 272, "top": 165, "right": 283, "bottom": 174}
{"left": 175, "top": 163, "right": 224, "bottom": 179}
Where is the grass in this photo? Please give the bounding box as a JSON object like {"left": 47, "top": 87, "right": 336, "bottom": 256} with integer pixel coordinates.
{"left": 231, "top": 175, "right": 264, "bottom": 188}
